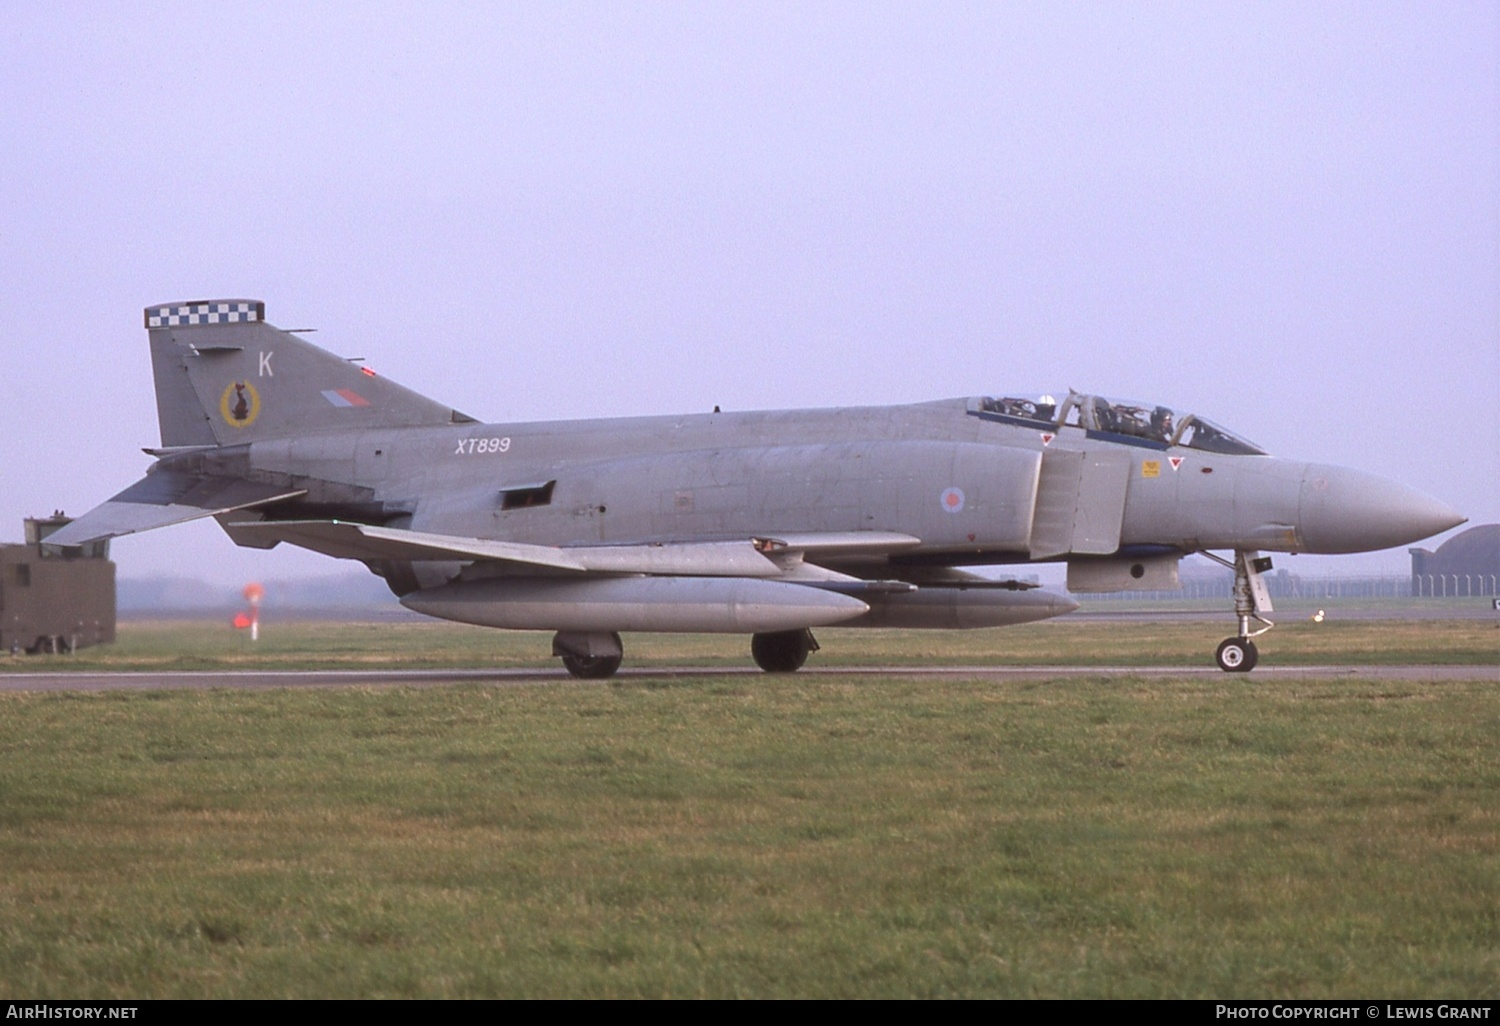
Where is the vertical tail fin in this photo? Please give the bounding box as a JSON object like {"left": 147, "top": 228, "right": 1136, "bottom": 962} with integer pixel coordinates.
{"left": 146, "top": 299, "right": 474, "bottom": 448}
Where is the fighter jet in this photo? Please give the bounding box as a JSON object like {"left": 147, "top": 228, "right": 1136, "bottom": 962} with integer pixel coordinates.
{"left": 47, "top": 300, "right": 1465, "bottom": 676}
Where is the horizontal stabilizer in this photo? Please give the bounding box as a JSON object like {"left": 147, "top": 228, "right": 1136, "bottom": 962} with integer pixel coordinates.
{"left": 44, "top": 473, "right": 305, "bottom": 546}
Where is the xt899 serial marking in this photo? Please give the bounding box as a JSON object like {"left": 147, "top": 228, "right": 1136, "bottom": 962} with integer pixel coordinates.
{"left": 455, "top": 437, "right": 511, "bottom": 455}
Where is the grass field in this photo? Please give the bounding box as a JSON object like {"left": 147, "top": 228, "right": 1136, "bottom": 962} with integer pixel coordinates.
{"left": 0, "top": 622, "right": 1495, "bottom": 997}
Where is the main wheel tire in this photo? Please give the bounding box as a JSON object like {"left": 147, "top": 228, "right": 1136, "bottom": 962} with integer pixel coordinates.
{"left": 561, "top": 653, "right": 622, "bottom": 679}
{"left": 751, "top": 630, "right": 813, "bottom": 673}
{"left": 1215, "top": 637, "right": 1258, "bottom": 673}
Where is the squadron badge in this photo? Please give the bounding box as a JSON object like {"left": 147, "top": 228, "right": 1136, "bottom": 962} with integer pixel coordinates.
{"left": 219, "top": 381, "right": 261, "bottom": 427}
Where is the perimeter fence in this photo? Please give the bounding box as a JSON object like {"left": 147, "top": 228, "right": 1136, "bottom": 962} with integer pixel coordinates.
{"left": 1084, "top": 574, "right": 1494, "bottom": 601}
{"left": 1411, "top": 574, "right": 1499, "bottom": 598}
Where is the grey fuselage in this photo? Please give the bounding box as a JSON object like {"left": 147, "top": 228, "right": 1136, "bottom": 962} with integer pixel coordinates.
{"left": 176, "top": 396, "right": 1444, "bottom": 570}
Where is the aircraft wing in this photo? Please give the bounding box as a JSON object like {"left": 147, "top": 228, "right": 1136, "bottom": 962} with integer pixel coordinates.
{"left": 44, "top": 472, "right": 306, "bottom": 547}
{"left": 225, "top": 520, "right": 591, "bottom": 571}
{"left": 227, "top": 520, "right": 923, "bottom": 578}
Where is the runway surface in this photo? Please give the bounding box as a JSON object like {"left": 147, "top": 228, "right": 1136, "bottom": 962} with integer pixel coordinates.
{"left": 1, "top": 663, "right": 1495, "bottom": 692}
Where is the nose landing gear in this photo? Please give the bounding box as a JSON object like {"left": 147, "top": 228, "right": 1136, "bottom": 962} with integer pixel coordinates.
{"left": 1200, "top": 550, "right": 1275, "bottom": 673}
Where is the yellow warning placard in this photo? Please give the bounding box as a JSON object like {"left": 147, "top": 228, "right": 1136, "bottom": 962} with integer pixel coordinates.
{"left": 1141, "top": 460, "right": 1161, "bottom": 478}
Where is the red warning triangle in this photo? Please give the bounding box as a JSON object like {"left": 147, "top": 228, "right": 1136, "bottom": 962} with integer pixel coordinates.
{"left": 1041, "top": 432, "right": 1055, "bottom": 447}
{"left": 1169, "top": 457, "right": 1184, "bottom": 471}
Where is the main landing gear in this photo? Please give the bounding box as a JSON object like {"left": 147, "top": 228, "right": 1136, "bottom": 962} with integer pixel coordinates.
{"left": 553, "top": 628, "right": 822, "bottom": 678}
{"left": 750, "top": 629, "right": 818, "bottom": 673}
{"left": 1200, "top": 550, "right": 1275, "bottom": 673}
{"left": 554, "top": 631, "right": 624, "bottom": 679}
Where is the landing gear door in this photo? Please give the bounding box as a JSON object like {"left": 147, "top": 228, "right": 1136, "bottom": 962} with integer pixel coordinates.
{"left": 1241, "top": 551, "right": 1275, "bottom": 615}
{"left": 1029, "top": 448, "right": 1132, "bottom": 559}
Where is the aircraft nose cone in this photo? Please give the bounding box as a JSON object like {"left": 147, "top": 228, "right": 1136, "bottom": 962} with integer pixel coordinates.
{"left": 1299, "top": 464, "right": 1466, "bottom": 554}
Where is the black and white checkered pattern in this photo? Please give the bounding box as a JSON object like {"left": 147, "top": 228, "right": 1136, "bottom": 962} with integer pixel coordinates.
{"left": 145, "top": 300, "right": 264, "bottom": 328}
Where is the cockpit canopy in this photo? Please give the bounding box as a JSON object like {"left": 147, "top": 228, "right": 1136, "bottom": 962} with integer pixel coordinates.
{"left": 976, "top": 391, "right": 1267, "bottom": 455}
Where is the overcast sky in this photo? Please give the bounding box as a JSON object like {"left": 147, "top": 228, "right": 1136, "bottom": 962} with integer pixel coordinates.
{"left": 2, "top": 2, "right": 1495, "bottom": 593}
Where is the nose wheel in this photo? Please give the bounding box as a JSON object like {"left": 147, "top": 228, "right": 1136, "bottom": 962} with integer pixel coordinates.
{"left": 1200, "top": 550, "right": 1275, "bottom": 673}
{"left": 1215, "top": 636, "right": 1258, "bottom": 672}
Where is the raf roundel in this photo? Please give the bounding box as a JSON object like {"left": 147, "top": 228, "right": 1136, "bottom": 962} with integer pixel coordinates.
{"left": 219, "top": 380, "right": 261, "bottom": 428}
{"left": 940, "top": 487, "right": 965, "bottom": 513}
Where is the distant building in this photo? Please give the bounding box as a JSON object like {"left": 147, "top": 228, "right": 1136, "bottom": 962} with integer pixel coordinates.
{"left": 0, "top": 515, "right": 116, "bottom": 654}
{"left": 1409, "top": 524, "right": 1499, "bottom": 597}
